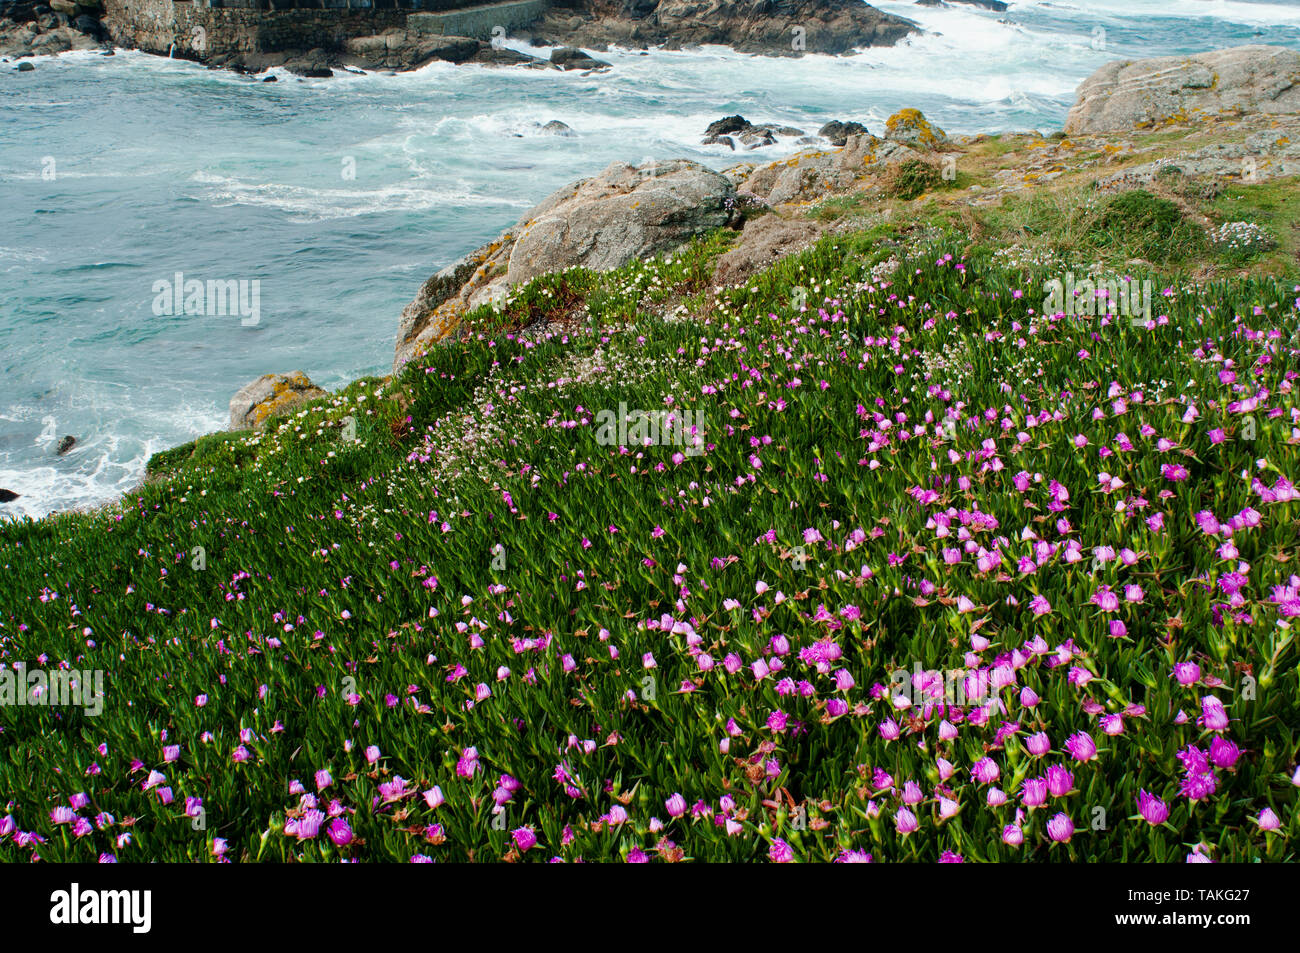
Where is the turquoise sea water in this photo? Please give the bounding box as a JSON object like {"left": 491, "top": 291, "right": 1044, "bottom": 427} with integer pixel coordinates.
{"left": 1, "top": 0, "right": 1298, "bottom": 518}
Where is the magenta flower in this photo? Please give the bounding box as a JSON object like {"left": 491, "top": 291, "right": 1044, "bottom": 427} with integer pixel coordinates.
{"left": 665, "top": 793, "right": 688, "bottom": 818}
{"left": 1172, "top": 662, "right": 1201, "bottom": 686}
{"left": 1136, "top": 790, "right": 1169, "bottom": 825}
{"left": 1064, "top": 732, "right": 1097, "bottom": 762}
{"left": 768, "top": 838, "right": 794, "bottom": 863}
{"left": 894, "top": 807, "right": 919, "bottom": 835}
{"left": 327, "top": 818, "right": 354, "bottom": 846}
{"left": 295, "top": 809, "right": 324, "bottom": 840}
{"left": 1046, "top": 812, "right": 1074, "bottom": 843}
{"left": 50, "top": 806, "right": 75, "bottom": 825}
{"left": 1209, "top": 737, "right": 1241, "bottom": 769}
{"left": 1026, "top": 732, "right": 1051, "bottom": 756}
{"left": 1046, "top": 765, "right": 1074, "bottom": 797}
{"left": 1198, "top": 696, "right": 1229, "bottom": 732}
{"left": 835, "top": 849, "right": 873, "bottom": 863}
{"left": 512, "top": 827, "right": 537, "bottom": 851}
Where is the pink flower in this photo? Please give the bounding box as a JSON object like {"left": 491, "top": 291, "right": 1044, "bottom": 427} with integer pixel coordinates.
{"left": 1046, "top": 812, "right": 1074, "bottom": 843}
{"left": 894, "top": 807, "right": 919, "bottom": 835}
{"left": 1198, "top": 696, "right": 1230, "bottom": 732}
{"left": 1136, "top": 790, "right": 1169, "bottom": 825}
{"left": 768, "top": 838, "right": 795, "bottom": 863}
{"left": 328, "top": 818, "right": 354, "bottom": 846}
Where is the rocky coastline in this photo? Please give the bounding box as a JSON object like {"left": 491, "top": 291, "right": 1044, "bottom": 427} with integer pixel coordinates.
{"left": 218, "top": 44, "right": 1299, "bottom": 431}
{"left": 2, "top": 0, "right": 917, "bottom": 75}
{"left": 1, "top": 42, "right": 1297, "bottom": 506}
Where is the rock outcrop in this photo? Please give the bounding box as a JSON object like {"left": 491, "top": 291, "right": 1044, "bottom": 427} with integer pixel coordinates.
{"left": 531, "top": 0, "right": 915, "bottom": 56}
{"left": 395, "top": 158, "right": 736, "bottom": 369}
{"left": 1065, "top": 46, "right": 1300, "bottom": 135}
{"left": 726, "top": 108, "right": 950, "bottom": 206}
{"left": 229, "top": 372, "right": 327, "bottom": 431}
{"left": 702, "top": 115, "right": 806, "bottom": 150}
{"left": 0, "top": 1, "right": 110, "bottom": 59}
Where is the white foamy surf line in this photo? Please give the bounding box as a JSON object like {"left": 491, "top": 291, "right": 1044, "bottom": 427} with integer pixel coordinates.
{"left": 189, "top": 171, "right": 532, "bottom": 220}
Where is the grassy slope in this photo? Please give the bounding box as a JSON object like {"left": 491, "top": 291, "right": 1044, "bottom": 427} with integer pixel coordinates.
{"left": 1, "top": 122, "right": 1298, "bottom": 863}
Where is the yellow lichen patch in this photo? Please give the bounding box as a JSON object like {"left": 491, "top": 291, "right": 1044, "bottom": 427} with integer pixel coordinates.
{"left": 249, "top": 375, "right": 321, "bottom": 428}
{"left": 885, "top": 108, "right": 945, "bottom": 147}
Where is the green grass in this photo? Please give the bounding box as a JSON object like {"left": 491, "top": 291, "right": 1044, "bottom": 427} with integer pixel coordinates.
{"left": 1, "top": 212, "right": 1298, "bottom": 864}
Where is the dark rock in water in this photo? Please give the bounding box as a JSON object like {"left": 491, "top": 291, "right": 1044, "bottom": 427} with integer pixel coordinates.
{"left": 541, "top": 119, "right": 575, "bottom": 136}
{"left": 706, "top": 115, "right": 751, "bottom": 137}
{"left": 262, "top": 74, "right": 277, "bottom": 82}
{"left": 550, "top": 47, "right": 611, "bottom": 70}
{"left": 819, "top": 119, "right": 869, "bottom": 145}
{"left": 412, "top": 36, "right": 481, "bottom": 66}
{"left": 56, "top": 435, "right": 76, "bottom": 456}
{"left": 0, "top": 488, "right": 19, "bottom": 503}
{"left": 17, "top": 61, "right": 35, "bottom": 71}
{"left": 739, "top": 128, "right": 777, "bottom": 149}
{"left": 950, "top": 0, "right": 1009, "bottom": 10}
{"left": 704, "top": 116, "right": 801, "bottom": 150}
{"left": 288, "top": 64, "right": 333, "bottom": 78}
{"left": 474, "top": 45, "right": 542, "bottom": 67}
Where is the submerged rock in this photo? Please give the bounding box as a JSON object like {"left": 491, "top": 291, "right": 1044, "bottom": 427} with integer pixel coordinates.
{"left": 56, "top": 435, "right": 76, "bottom": 456}
{"left": 703, "top": 116, "right": 805, "bottom": 149}
{"left": 550, "top": 47, "right": 612, "bottom": 70}
{"left": 229, "top": 372, "right": 327, "bottom": 431}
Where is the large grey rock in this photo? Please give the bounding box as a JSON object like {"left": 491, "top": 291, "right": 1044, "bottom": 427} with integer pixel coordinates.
{"left": 395, "top": 158, "right": 735, "bottom": 369}
{"left": 1065, "top": 46, "right": 1300, "bottom": 135}
{"left": 533, "top": 0, "right": 915, "bottom": 56}
{"left": 228, "top": 372, "right": 326, "bottom": 431}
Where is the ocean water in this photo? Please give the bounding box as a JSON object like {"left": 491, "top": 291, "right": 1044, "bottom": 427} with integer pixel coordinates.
{"left": 1, "top": 0, "right": 1297, "bottom": 519}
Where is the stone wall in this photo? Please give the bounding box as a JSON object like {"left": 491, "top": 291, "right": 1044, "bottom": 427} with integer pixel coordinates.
{"left": 101, "top": 0, "right": 509, "bottom": 58}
